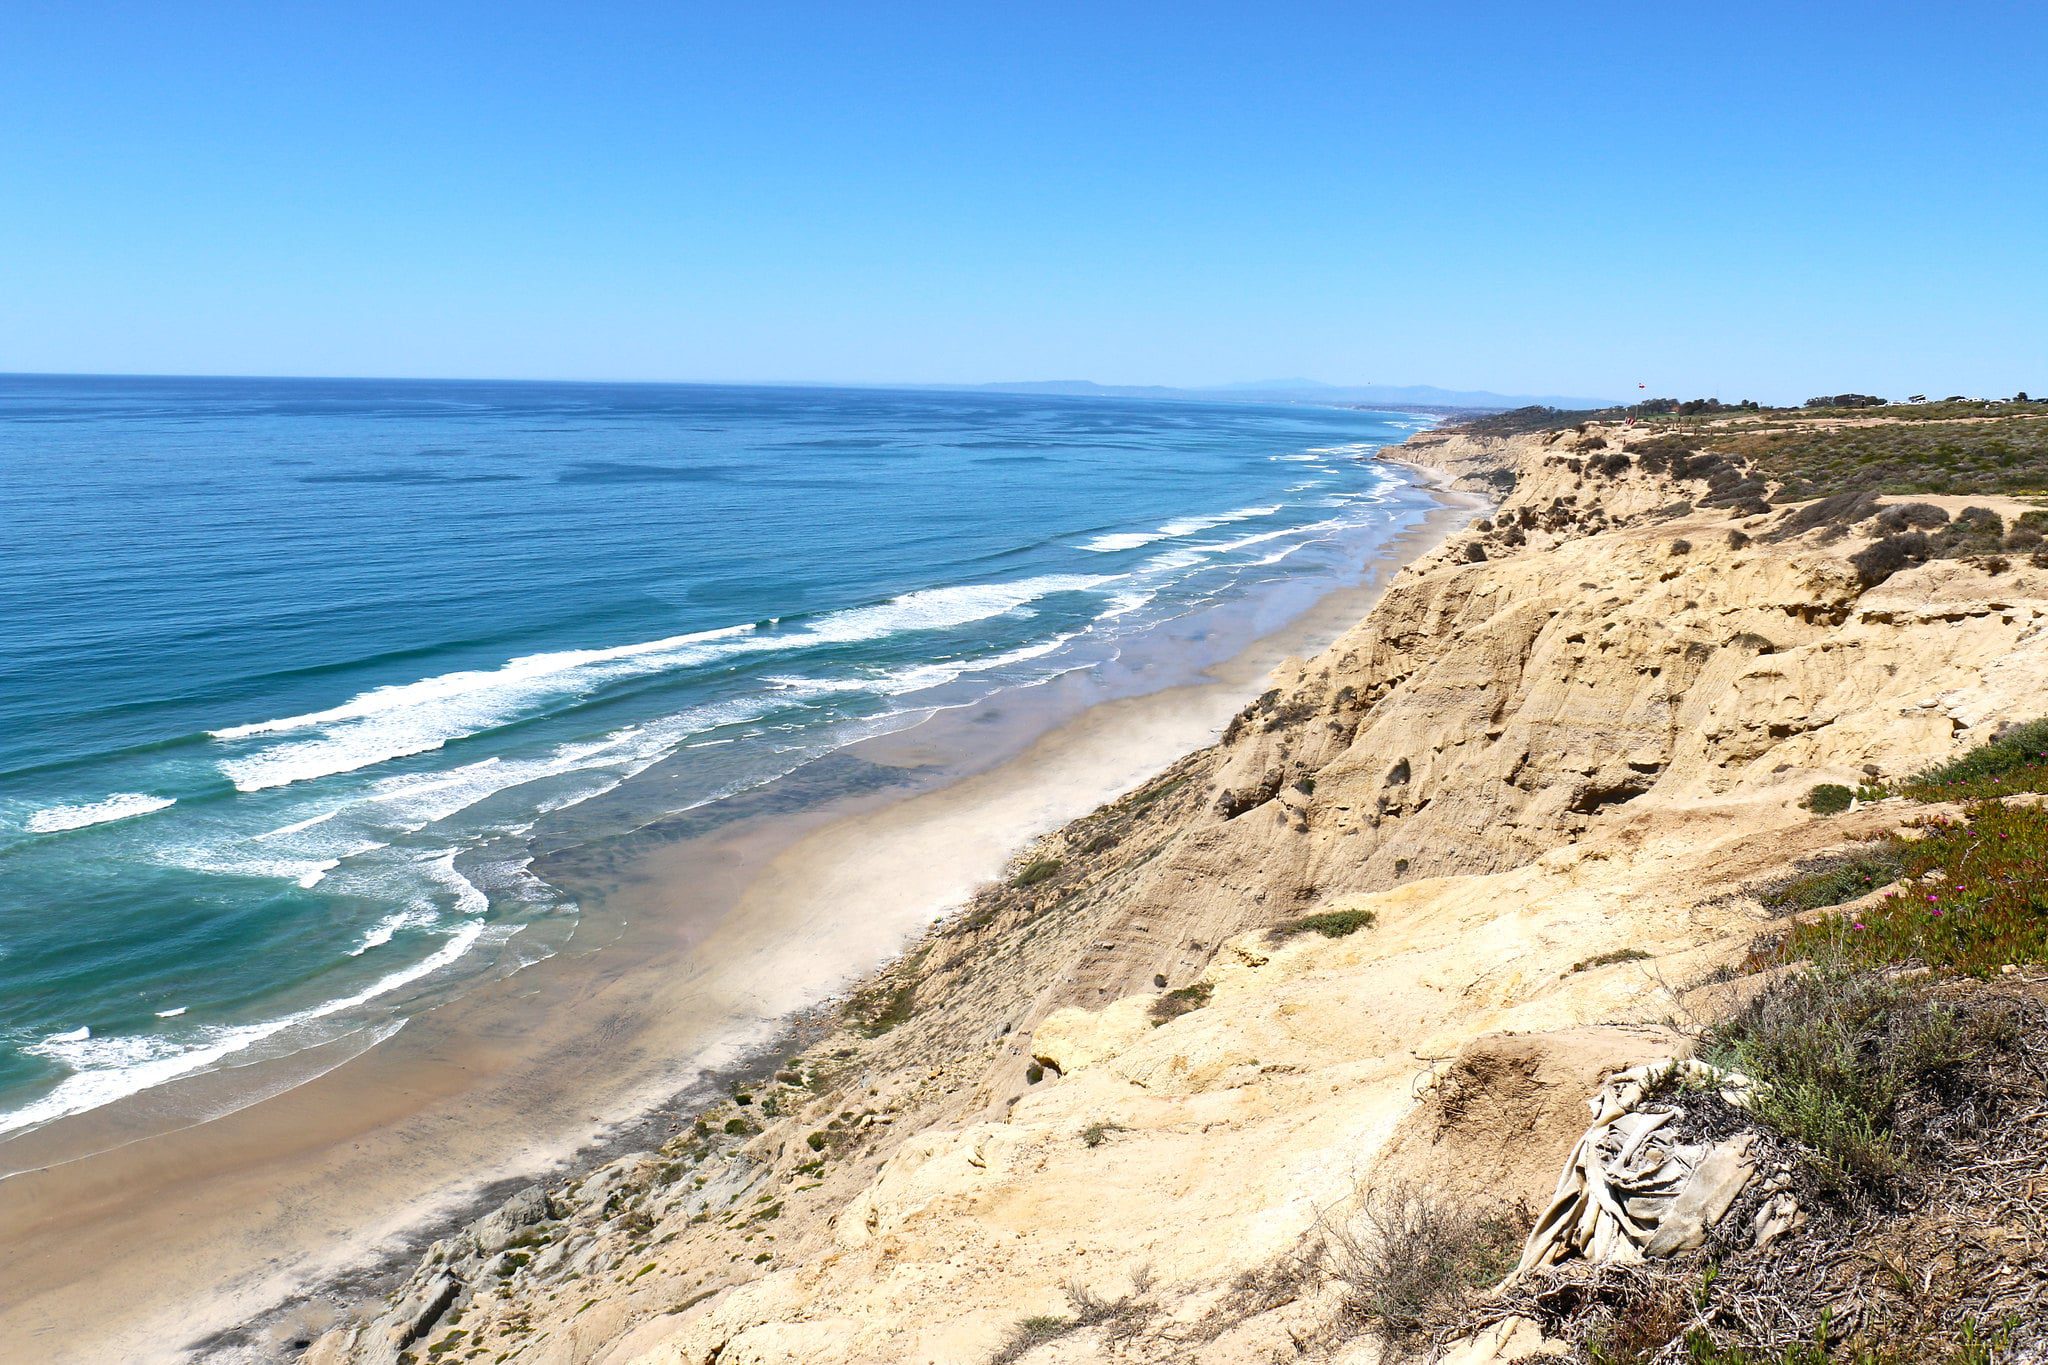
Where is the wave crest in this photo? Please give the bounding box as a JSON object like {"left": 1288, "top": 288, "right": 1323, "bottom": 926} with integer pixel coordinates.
{"left": 27, "top": 794, "right": 175, "bottom": 834}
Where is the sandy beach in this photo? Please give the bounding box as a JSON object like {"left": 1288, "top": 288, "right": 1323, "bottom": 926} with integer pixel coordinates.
{"left": 0, "top": 470, "right": 1482, "bottom": 1363}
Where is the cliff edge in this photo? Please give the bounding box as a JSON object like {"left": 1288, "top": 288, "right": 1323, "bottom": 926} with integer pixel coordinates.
{"left": 302, "top": 409, "right": 2048, "bottom": 1365}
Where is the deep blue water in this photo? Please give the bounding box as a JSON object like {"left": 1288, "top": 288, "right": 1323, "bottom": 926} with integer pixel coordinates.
{"left": 0, "top": 375, "right": 1433, "bottom": 1140}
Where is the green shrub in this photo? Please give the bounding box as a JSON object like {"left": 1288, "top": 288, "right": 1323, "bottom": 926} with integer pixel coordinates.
{"left": 990, "top": 1285, "right": 1156, "bottom": 1365}
{"left": 1122, "top": 773, "right": 1189, "bottom": 814}
{"left": 1681, "top": 408, "right": 2048, "bottom": 499}
{"left": 1702, "top": 966, "right": 1992, "bottom": 1196}
{"left": 1011, "top": 857, "right": 1062, "bottom": 889}
{"left": 1269, "top": 908, "right": 1377, "bottom": 941}
{"left": 1149, "top": 982, "right": 1213, "bottom": 1026}
{"left": 1567, "top": 946, "right": 1651, "bottom": 974}
{"left": 1757, "top": 847, "right": 1904, "bottom": 912}
{"left": 1803, "top": 783, "right": 1855, "bottom": 814}
{"left": 993, "top": 1316, "right": 1072, "bottom": 1364}
{"left": 847, "top": 968, "right": 920, "bottom": 1038}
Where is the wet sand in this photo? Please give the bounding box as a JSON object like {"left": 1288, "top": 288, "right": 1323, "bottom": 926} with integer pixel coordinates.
{"left": 0, "top": 474, "right": 1482, "bottom": 1363}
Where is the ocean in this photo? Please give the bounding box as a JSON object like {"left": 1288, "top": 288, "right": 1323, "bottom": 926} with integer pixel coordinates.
{"left": 0, "top": 374, "right": 1435, "bottom": 1147}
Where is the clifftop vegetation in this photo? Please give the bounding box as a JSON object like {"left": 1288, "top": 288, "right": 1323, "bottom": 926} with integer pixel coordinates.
{"left": 1459, "top": 397, "right": 2048, "bottom": 499}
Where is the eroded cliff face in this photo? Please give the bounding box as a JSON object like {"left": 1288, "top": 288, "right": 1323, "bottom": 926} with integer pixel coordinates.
{"left": 303, "top": 425, "right": 2048, "bottom": 1365}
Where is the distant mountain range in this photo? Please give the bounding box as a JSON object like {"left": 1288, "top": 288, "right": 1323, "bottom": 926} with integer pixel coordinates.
{"left": 941, "top": 379, "right": 1620, "bottom": 411}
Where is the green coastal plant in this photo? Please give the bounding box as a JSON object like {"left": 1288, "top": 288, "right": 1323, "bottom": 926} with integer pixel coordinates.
{"left": 1011, "top": 857, "right": 1062, "bottom": 889}
{"left": 1803, "top": 783, "right": 1855, "bottom": 815}
{"left": 1268, "top": 907, "right": 1377, "bottom": 941}
{"left": 1700, "top": 959, "right": 2011, "bottom": 1196}
{"left": 1757, "top": 846, "right": 1904, "bottom": 912}
{"left": 1567, "top": 946, "right": 1651, "bottom": 974}
{"left": 991, "top": 1283, "right": 1156, "bottom": 1364}
{"left": 1903, "top": 716, "right": 2048, "bottom": 800}
{"left": 1783, "top": 802, "right": 2048, "bottom": 977}
{"left": 1149, "top": 982, "right": 1212, "bottom": 1026}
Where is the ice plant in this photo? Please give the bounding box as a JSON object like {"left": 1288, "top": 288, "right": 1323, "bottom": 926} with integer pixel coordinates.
{"left": 1783, "top": 799, "right": 2048, "bottom": 975}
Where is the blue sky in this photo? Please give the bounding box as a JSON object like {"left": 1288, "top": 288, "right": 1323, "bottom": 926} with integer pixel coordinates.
{"left": 3, "top": 2, "right": 2042, "bottom": 402}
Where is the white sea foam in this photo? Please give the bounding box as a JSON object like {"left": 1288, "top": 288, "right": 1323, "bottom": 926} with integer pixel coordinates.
{"left": 156, "top": 842, "right": 383, "bottom": 888}
{"left": 1099, "top": 589, "right": 1156, "bottom": 618}
{"left": 158, "top": 707, "right": 775, "bottom": 907}
{"left": 27, "top": 794, "right": 175, "bottom": 834}
{"left": 1208, "top": 518, "right": 1342, "bottom": 556}
{"left": 1076, "top": 529, "right": 1160, "bottom": 553}
{"left": 760, "top": 675, "right": 876, "bottom": 695}
{"left": 1249, "top": 541, "right": 1315, "bottom": 568}
{"left": 1158, "top": 505, "right": 1280, "bottom": 536}
{"left": 863, "top": 633, "right": 1084, "bottom": 697}
{"left": 421, "top": 850, "right": 490, "bottom": 916}
{"left": 0, "top": 919, "right": 498, "bottom": 1139}
{"left": 212, "top": 624, "right": 758, "bottom": 742}
{"left": 1078, "top": 505, "right": 1281, "bottom": 553}
{"left": 211, "top": 576, "right": 1108, "bottom": 793}
{"left": 254, "top": 809, "right": 339, "bottom": 840}
{"left": 154, "top": 1007, "right": 187, "bottom": 1018}
{"left": 348, "top": 908, "right": 439, "bottom": 955}
{"left": 212, "top": 626, "right": 757, "bottom": 792}
{"left": 1141, "top": 548, "right": 1208, "bottom": 574}
{"left": 296, "top": 859, "right": 340, "bottom": 889}
{"left": 794, "top": 575, "right": 1105, "bottom": 645}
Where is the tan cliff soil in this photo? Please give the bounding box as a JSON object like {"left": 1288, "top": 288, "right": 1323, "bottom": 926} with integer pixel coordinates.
{"left": 298, "top": 421, "right": 2048, "bottom": 1365}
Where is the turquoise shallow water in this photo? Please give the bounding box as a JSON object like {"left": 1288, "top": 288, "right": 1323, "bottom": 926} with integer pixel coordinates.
{"left": 0, "top": 375, "right": 1435, "bottom": 1139}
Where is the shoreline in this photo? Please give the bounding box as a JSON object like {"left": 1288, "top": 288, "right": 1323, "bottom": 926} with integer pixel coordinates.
{"left": 0, "top": 465, "right": 1486, "bottom": 1364}
{"left": 280, "top": 411, "right": 2048, "bottom": 1365}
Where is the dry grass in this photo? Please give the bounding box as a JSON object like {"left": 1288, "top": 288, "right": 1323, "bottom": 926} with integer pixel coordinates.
{"left": 988, "top": 1275, "right": 1157, "bottom": 1364}
{"left": 1318, "top": 1183, "right": 1526, "bottom": 1358}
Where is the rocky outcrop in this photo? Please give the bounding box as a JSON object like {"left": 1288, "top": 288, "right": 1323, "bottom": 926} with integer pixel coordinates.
{"left": 302, "top": 422, "right": 2048, "bottom": 1365}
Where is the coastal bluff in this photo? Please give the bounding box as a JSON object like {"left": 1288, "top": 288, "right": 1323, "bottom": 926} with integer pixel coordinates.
{"left": 296, "top": 416, "right": 2048, "bottom": 1365}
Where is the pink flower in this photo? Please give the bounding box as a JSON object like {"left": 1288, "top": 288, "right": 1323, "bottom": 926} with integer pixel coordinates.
{"left": 1853, "top": 922, "right": 1866, "bottom": 931}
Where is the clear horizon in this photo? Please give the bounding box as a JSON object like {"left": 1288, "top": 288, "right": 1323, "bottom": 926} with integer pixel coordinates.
{"left": 5, "top": 370, "right": 1628, "bottom": 406}
{"left": 4, "top": 3, "right": 2043, "bottom": 404}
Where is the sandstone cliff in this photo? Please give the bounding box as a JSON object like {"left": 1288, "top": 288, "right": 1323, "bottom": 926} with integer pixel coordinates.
{"left": 302, "top": 420, "right": 2048, "bottom": 1365}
